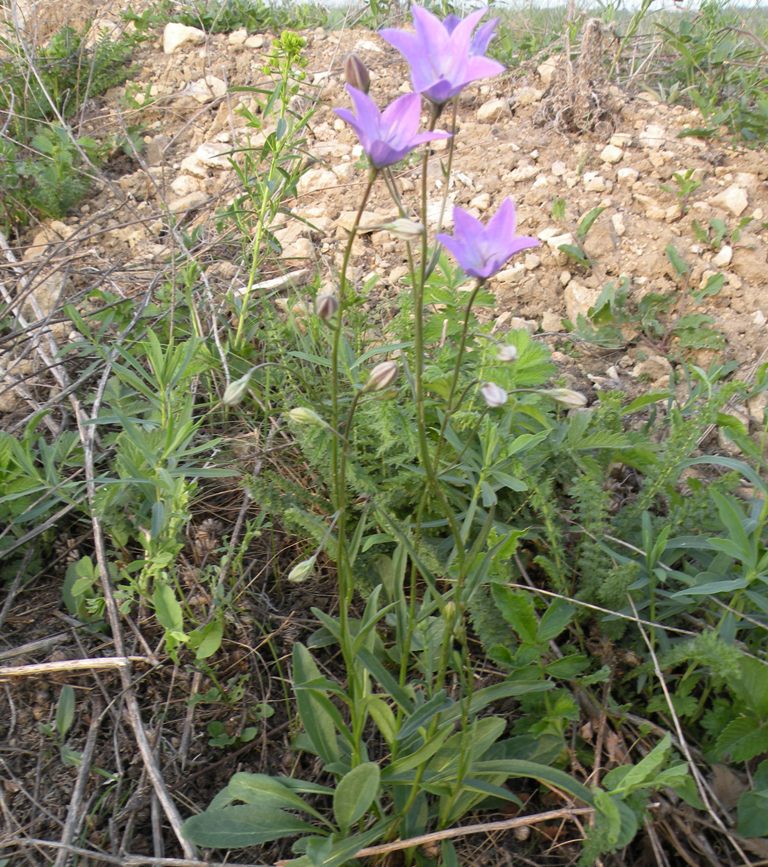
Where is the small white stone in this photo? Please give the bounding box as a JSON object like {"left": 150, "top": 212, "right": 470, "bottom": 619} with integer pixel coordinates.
{"left": 228, "top": 28, "right": 247, "bottom": 45}
{"left": 470, "top": 192, "right": 490, "bottom": 211}
{"left": 559, "top": 270, "right": 572, "bottom": 286}
{"left": 583, "top": 171, "right": 607, "bottom": 192}
{"left": 541, "top": 310, "right": 563, "bottom": 332}
{"left": 537, "top": 57, "right": 558, "bottom": 89}
{"left": 245, "top": 33, "right": 265, "bottom": 49}
{"left": 515, "top": 86, "right": 543, "bottom": 106}
{"left": 170, "top": 175, "right": 201, "bottom": 196}
{"left": 524, "top": 253, "right": 541, "bottom": 271}
{"left": 510, "top": 163, "right": 538, "bottom": 182}
{"left": 477, "top": 97, "right": 507, "bottom": 122}
{"left": 712, "top": 245, "right": 733, "bottom": 268}
{"left": 551, "top": 160, "right": 567, "bottom": 176}
{"left": 188, "top": 76, "right": 227, "bottom": 103}
{"left": 617, "top": 166, "right": 639, "bottom": 185}
{"left": 494, "top": 263, "right": 526, "bottom": 284}
{"left": 611, "top": 212, "right": 626, "bottom": 236}
{"left": 639, "top": 124, "right": 665, "bottom": 149}
{"left": 610, "top": 133, "right": 632, "bottom": 148}
{"left": 753, "top": 310, "right": 766, "bottom": 327}
{"left": 168, "top": 191, "right": 208, "bottom": 213}
{"left": 710, "top": 185, "right": 749, "bottom": 217}
{"left": 600, "top": 144, "right": 623, "bottom": 164}
{"left": 163, "top": 22, "right": 205, "bottom": 54}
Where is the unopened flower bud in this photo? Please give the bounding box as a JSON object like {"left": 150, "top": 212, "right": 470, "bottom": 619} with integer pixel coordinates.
{"left": 381, "top": 218, "right": 425, "bottom": 242}
{"left": 541, "top": 388, "right": 588, "bottom": 408}
{"left": 497, "top": 344, "right": 518, "bottom": 362}
{"left": 288, "top": 556, "right": 316, "bottom": 584}
{"left": 344, "top": 53, "right": 370, "bottom": 94}
{"left": 364, "top": 360, "right": 398, "bottom": 392}
{"left": 315, "top": 292, "right": 339, "bottom": 320}
{"left": 222, "top": 370, "right": 252, "bottom": 406}
{"left": 287, "top": 406, "right": 326, "bottom": 427}
{"left": 480, "top": 382, "right": 508, "bottom": 408}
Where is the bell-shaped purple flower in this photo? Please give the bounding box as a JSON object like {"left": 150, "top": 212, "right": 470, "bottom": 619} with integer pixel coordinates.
{"left": 380, "top": 5, "right": 504, "bottom": 105}
{"left": 437, "top": 199, "right": 539, "bottom": 280}
{"left": 334, "top": 85, "right": 451, "bottom": 169}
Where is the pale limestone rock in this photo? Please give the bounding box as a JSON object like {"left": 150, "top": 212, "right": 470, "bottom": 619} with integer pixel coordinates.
{"left": 470, "top": 192, "right": 491, "bottom": 211}
{"left": 170, "top": 175, "right": 202, "bottom": 197}
{"left": 753, "top": 310, "right": 766, "bottom": 327}
{"left": 245, "top": 34, "right": 265, "bottom": 48}
{"left": 551, "top": 160, "right": 567, "bottom": 177}
{"left": 541, "top": 310, "right": 563, "bottom": 331}
{"left": 748, "top": 392, "right": 768, "bottom": 425}
{"left": 228, "top": 28, "right": 247, "bottom": 45}
{"left": 477, "top": 97, "right": 507, "bottom": 122}
{"left": 494, "top": 263, "right": 526, "bottom": 285}
{"left": 514, "top": 86, "right": 543, "bottom": 106}
{"left": 565, "top": 281, "right": 600, "bottom": 322}
{"left": 583, "top": 171, "right": 607, "bottom": 192}
{"left": 188, "top": 76, "right": 227, "bottom": 103}
{"left": 298, "top": 168, "right": 338, "bottom": 196}
{"left": 168, "top": 191, "right": 208, "bottom": 213}
{"left": 632, "top": 355, "right": 672, "bottom": 381}
{"left": 600, "top": 144, "right": 623, "bottom": 164}
{"left": 611, "top": 212, "right": 626, "bottom": 236}
{"left": 163, "top": 22, "right": 205, "bottom": 54}
{"left": 710, "top": 185, "right": 749, "bottom": 217}
{"left": 712, "top": 245, "right": 733, "bottom": 268}
{"left": 639, "top": 123, "right": 665, "bottom": 149}
{"left": 510, "top": 163, "right": 538, "bottom": 182}
{"left": 539, "top": 228, "right": 575, "bottom": 252}
{"left": 617, "top": 166, "right": 639, "bottom": 185}
{"left": 524, "top": 253, "right": 541, "bottom": 271}
{"left": 537, "top": 56, "right": 558, "bottom": 89}
{"left": 610, "top": 133, "right": 632, "bottom": 147}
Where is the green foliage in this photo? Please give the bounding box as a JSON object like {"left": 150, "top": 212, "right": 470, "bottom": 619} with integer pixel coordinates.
{"left": 172, "top": 0, "right": 327, "bottom": 33}
{"left": 0, "top": 22, "right": 141, "bottom": 229}
{"left": 655, "top": 0, "right": 768, "bottom": 142}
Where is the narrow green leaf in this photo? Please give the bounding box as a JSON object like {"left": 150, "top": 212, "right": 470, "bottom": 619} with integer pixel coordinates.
{"left": 333, "top": 763, "right": 380, "bottom": 830}
{"left": 182, "top": 805, "right": 315, "bottom": 848}
{"left": 55, "top": 686, "right": 76, "bottom": 740}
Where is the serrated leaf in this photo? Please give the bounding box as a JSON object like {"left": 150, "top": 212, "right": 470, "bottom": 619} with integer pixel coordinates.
{"left": 333, "top": 763, "right": 380, "bottom": 830}
{"left": 715, "top": 717, "right": 768, "bottom": 762}
{"left": 492, "top": 586, "right": 538, "bottom": 644}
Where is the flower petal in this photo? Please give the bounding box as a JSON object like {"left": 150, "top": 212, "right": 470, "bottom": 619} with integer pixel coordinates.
{"left": 487, "top": 197, "right": 517, "bottom": 237}
{"left": 381, "top": 92, "right": 421, "bottom": 146}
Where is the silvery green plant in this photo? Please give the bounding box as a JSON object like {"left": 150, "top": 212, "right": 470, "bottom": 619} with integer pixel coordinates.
{"left": 182, "top": 7, "right": 599, "bottom": 862}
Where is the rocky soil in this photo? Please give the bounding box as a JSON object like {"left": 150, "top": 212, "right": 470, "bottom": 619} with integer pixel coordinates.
{"left": 4, "top": 5, "right": 768, "bottom": 426}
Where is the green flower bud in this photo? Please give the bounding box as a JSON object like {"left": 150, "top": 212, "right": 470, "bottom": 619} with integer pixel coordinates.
{"left": 364, "top": 360, "right": 398, "bottom": 392}
{"left": 222, "top": 370, "right": 252, "bottom": 406}
{"left": 287, "top": 407, "right": 326, "bottom": 427}
{"left": 541, "top": 388, "right": 588, "bottom": 408}
{"left": 381, "top": 218, "right": 425, "bottom": 242}
{"left": 288, "top": 556, "right": 316, "bottom": 584}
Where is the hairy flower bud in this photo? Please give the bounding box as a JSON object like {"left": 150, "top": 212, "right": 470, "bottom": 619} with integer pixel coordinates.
{"left": 315, "top": 292, "right": 339, "bottom": 321}
{"left": 287, "top": 407, "right": 326, "bottom": 427}
{"left": 344, "top": 53, "right": 370, "bottom": 94}
{"left": 541, "top": 388, "right": 588, "bottom": 408}
{"left": 222, "top": 370, "right": 252, "bottom": 406}
{"left": 480, "top": 381, "right": 508, "bottom": 408}
{"left": 364, "top": 360, "right": 398, "bottom": 392}
{"left": 381, "top": 218, "right": 425, "bottom": 242}
{"left": 288, "top": 556, "right": 316, "bottom": 584}
{"left": 497, "top": 344, "right": 518, "bottom": 362}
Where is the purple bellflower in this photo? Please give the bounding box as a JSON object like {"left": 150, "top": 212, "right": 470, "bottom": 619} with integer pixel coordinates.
{"left": 334, "top": 85, "right": 451, "bottom": 169}
{"left": 437, "top": 198, "right": 539, "bottom": 280}
{"left": 380, "top": 6, "right": 504, "bottom": 105}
